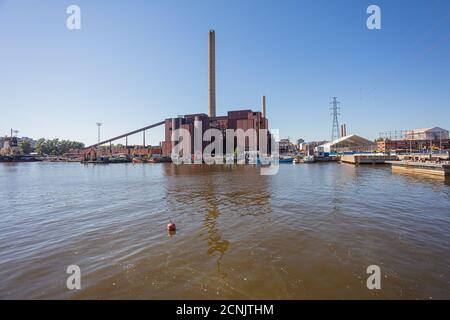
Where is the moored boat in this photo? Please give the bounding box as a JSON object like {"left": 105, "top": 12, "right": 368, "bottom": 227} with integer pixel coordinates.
{"left": 151, "top": 156, "right": 172, "bottom": 163}
{"left": 302, "top": 155, "right": 315, "bottom": 163}
{"left": 0, "top": 134, "right": 41, "bottom": 162}
{"left": 132, "top": 157, "right": 146, "bottom": 164}
{"left": 0, "top": 155, "right": 42, "bottom": 162}
{"left": 278, "top": 156, "right": 294, "bottom": 163}
{"left": 132, "top": 156, "right": 172, "bottom": 163}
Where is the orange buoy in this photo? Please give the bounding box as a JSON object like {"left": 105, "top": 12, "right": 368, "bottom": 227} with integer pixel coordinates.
{"left": 167, "top": 222, "right": 176, "bottom": 232}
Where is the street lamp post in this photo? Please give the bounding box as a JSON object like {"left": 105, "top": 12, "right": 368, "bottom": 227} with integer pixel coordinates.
{"left": 96, "top": 123, "right": 102, "bottom": 144}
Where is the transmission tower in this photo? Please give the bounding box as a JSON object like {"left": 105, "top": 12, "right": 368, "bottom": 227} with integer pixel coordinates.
{"left": 330, "top": 97, "right": 341, "bottom": 141}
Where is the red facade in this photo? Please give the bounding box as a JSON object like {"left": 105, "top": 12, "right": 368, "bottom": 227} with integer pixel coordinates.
{"left": 162, "top": 110, "right": 269, "bottom": 157}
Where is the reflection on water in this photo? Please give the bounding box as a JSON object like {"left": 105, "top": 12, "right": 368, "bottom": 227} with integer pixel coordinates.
{"left": 163, "top": 165, "right": 271, "bottom": 282}
{"left": 0, "top": 162, "right": 449, "bottom": 299}
{"left": 203, "top": 176, "right": 229, "bottom": 281}
{"left": 204, "top": 208, "right": 229, "bottom": 275}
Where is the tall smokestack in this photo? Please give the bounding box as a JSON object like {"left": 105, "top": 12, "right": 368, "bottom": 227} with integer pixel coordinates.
{"left": 261, "top": 95, "right": 266, "bottom": 118}
{"left": 208, "top": 30, "right": 216, "bottom": 118}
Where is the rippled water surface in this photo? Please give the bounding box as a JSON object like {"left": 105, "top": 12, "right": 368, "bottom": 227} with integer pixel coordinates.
{"left": 0, "top": 162, "right": 449, "bottom": 299}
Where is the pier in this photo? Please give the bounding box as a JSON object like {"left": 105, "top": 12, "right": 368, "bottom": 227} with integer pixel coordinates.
{"left": 340, "top": 154, "right": 398, "bottom": 165}
{"left": 387, "top": 160, "right": 450, "bottom": 178}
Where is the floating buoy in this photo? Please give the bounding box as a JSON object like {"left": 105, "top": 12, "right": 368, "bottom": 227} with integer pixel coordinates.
{"left": 167, "top": 222, "right": 176, "bottom": 232}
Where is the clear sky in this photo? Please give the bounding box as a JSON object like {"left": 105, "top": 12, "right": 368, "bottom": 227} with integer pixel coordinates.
{"left": 1, "top": 0, "right": 449, "bottom": 146}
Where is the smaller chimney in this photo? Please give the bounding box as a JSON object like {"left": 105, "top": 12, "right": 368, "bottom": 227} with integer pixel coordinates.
{"left": 261, "top": 95, "right": 266, "bottom": 118}
{"left": 340, "top": 124, "right": 347, "bottom": 137}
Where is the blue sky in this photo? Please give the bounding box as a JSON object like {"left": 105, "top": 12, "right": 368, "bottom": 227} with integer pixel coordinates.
{"left": 1, "top": 0, "right": 449, "bottom": 146}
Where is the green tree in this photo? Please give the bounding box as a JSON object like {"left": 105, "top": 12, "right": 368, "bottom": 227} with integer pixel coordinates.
{"left": 19, "top": 140, "right": 32, "bottom": 154}
{"left": 34, "top": 138, "right": 85, "bottom": 156}
{"left": 35, "top": 138, "right": 45, "bottom": 155}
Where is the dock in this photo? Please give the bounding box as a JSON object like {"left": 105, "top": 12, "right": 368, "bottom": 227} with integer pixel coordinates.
{"left": 387, "top": 161, "right": 450, "bottom": 178}
{"left": 340, "top": 154, "right": 398, "bottom": 165}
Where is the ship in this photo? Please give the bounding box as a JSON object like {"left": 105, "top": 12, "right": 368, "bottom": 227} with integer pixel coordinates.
{"left": 0, "top": 132, "right": 41, "bottom": 162}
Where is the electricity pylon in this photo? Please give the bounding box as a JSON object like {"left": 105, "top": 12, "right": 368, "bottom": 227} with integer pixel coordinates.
{"left": 330, "top": 97, "right": 341, "bottom": 142}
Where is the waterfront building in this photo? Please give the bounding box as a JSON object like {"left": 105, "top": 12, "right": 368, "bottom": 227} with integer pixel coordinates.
{"left": 161, "top": 30, "right": 270, "bottom": 158}
{"left": 377, "top": 138, "right": 450, "bottom": 153}
{"left": 377, "top": 127, "right": 450, "bottom": 152}
{"left": 405, "top": 127, "right": 449, "bottom": 140}
{"left": 80, "top": 29, "right": 271, "bottom": 160}
{"left": 0, "top": 136, "right": 37, "bottom": 150}
{"left": 279, "top": 138, "right": 297, "bottom": 154}
{"left": 301, "top": 140, "right": 328, "bottom": 155}
{"left": 161, "top": 110, "right": 269, "bottom": 157}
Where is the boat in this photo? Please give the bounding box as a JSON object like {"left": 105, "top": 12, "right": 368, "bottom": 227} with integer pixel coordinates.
{"left": 0, "top": 135, "right": 41, "bottom": 162}
{"left": 81, "top": 156, "right": 109, "bottom": 164}
{"left": 151, "top": 156, "right": 172, "bottom": 163}
{"left": 81, "top": 154, "right": 132, "bottom": 164}
{"left": 132, "top": 157, "right": 147, "bottom": 164}
{"left": 278, "top": 156, "right": 294, "bottom": 163}
{"left": 108, "top": 154, "right": 131, "bottom": 163}
{"left": 132, "top": 156, "right": 172, "bottom": 163}
{"left": 302, "top": 155, "right": 315, "bottom": 163}
{"left": 0, "top": 155, "right": 42, "bottom": 162}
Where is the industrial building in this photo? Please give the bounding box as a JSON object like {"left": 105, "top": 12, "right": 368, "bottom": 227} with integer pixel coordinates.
{"left": 377, "top": 127, "right": 450, "bottom": 152}
{"left": 161, "top": 30, "right": 269, "bottom": 157}
{"left": 81, "top": 30, "right": 269, "bottom": 161}
{"left": 405, "top": 127, "right": 449, "bottom": 140}
{"left": 161, "top": 109, "right": 269, "bottom": 157}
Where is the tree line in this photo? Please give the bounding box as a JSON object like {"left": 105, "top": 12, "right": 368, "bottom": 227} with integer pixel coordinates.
{"left": 21, "top": 138, "right": 85, "bottom": 156}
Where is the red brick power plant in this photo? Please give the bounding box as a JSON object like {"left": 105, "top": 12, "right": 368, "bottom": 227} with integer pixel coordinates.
{"left": 84, "top": 30, "right": 269, "bottom": 159}
{"left": 161, "top": 30, "right": 269, "bottom": 157}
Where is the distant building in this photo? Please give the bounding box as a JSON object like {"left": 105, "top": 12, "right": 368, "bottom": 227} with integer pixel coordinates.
{"left": 377, "top": 127, "right": 450, "bottom": 152}
{"left": 404, "top": 127, "right": 449, "bottom": 140}
{"left": 279, "top": 138, "right": 297, "bottom": 154}
{"left": 302, "top": 140, "right": 328, "bottom": 155}
{"left": 377, "top": 139, "right": 450, "bottom": 152}
{"left": 1, "top": 136, "right": 37, "bottom": 149}
{"left": 295, "top": 139, "right": 305, "bottom": 153}
{"left": 18, "top": 137, "right": 38, "bottom": 149}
